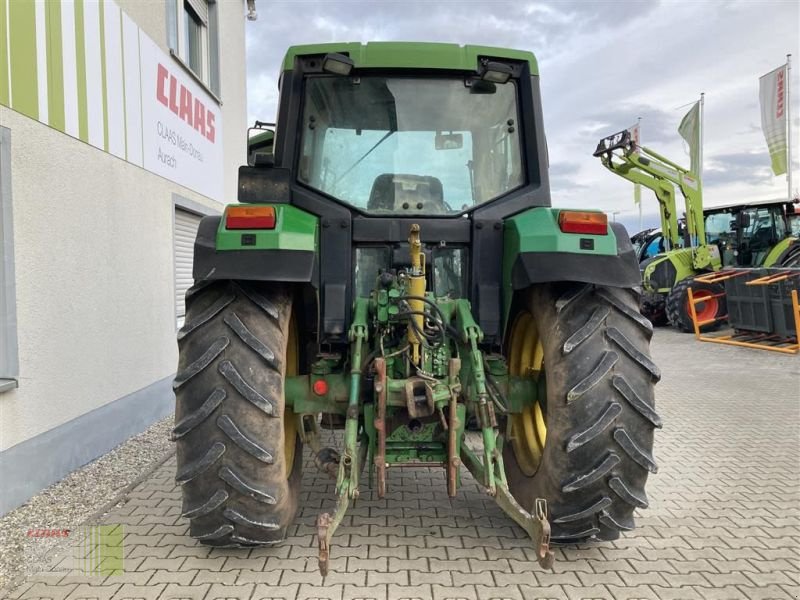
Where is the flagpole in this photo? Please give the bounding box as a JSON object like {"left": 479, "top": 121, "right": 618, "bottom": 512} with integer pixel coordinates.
{"left": 787, "top": 54, "right": 793, "bottom": 201}
{"left": 699, "top": 93, "right": 705, "bottom": 184}
{"left": 637, "top": 116, "right": 643, "bottom": 232}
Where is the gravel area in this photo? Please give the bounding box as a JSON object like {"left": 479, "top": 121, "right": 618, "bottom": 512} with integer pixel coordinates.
{"left": 0, "top": 415, "right": 175, "bottom": 592}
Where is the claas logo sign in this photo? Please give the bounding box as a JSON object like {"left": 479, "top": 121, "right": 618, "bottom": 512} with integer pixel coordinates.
{"left": 155, "top": 63, "right": 217, "bottom": 143}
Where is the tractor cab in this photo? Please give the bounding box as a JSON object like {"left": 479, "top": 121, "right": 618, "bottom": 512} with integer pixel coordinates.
{"left": 704, "top": 199, "right": 799, "bottom": 267}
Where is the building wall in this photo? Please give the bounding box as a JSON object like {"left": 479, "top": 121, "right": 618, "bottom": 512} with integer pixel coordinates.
{"left": 0, "top": 0, "right": 247, "bottom": 513}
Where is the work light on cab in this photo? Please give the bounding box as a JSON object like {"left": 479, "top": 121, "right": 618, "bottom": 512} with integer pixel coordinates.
{"left": 479, "top": 60, "right": 513, "bottom": 84}
{"left": 322, "top": 53, "right": 354, "bottom": 76}
{"left": 225, "top": 205, "right": 276, "bottom": 229}
{"left": 558, "top": 210, "right": 608, "bottom": 235}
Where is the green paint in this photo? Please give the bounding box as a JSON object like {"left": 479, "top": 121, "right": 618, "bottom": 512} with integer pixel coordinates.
{"left": 502, "top": 207, "right": 619, "bottom": 325}
{"left": 642, "top": 250, "right": 695, "bottom": 294}
{"left": 77, "top": 525, "right": 123, "bottom": 576}
{"left": 74, "top": 0, "right": 89, "bottom": 142}
{"left": 216, "top": 204, "right": 318, "bottom": 251}
{"left": 8, "top": 0, "right": 38, "bottom": 119}
{"left": 119, "top": 9, "right": 127, "bottom": 159}
{"left": 283, "top": 42, "right": 538, "bottom": 75}
{"left": 98, "top": 0, "right": 108, "bottom": 151}
{"left": 505, "top": 207, "right": 618, "bottom": 255}
{"left": 45, "top": 0, "right": 65, "bottom": 131}
{"left": 764, "top": 237, "right": 795, "bottom": 267}
{"left": 0, "top": 0, "right": 9, "bottom": 107}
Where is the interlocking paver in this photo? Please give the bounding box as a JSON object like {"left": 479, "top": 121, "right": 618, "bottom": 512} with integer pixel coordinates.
{"left": 192, "top": 570, "right": 239, "bottom": 585}
{"left": 605, "top": 584, "right": 662, "bottom": 600}
{"left": 518, "top": 585, "right": 566, "bottom": 599}
{"left": 4, "top": 330, "right": 799, "bottom": 600}
{"left": 252, "top": 583, "right": 300, "bottom": 600}
{"left": 147, "top": 569, "right": 198, "bottom": 585}
{"left": 342, "top": 584, "right": 386, "bottom": 600}
{"left": 159, "top": 583, "right": 210, "bottom": 600}
{"left": 205, "top": 583, "right": 255, "bottom": 599}
{"left": 366, "top": 570, "right": 409, "bottom": 586}
{"left": 387, "top": 583, "right": 432, "bottom": 600}
{"left": 562, "top": 584, "right": 614, "bottom": 599}
{"left": 64, "top": 584, "right": 122, "bottom": 600}
{"left": 111, "top": 583, "right": 166, "bottom": 599}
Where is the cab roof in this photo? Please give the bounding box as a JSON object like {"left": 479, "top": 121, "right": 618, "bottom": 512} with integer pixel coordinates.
{"left": 705, "top": 198, "right": 798, "bottom": 212}
{"left": 282, "top": 42, "right": 538, "bottom": 75}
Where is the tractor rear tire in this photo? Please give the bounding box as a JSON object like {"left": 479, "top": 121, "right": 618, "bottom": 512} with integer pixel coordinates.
{"left": 666, "top": 277, "right": 725, "bottom": 333}
{"left": 503, "top": 283, "right": 661, "bottom": 543}
{"left": 173, "top": 280, "right": 302, "bottom": 547}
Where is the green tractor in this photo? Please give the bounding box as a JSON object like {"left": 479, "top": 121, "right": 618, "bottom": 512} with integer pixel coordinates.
{"left": 174, "top": 43, "right": 660, "bottom": 575}
{"left": 632, "top": 199, "right": 800, "bottom": 329}
{"left": 594, "top": 130, "right": 799, "bottom": 331}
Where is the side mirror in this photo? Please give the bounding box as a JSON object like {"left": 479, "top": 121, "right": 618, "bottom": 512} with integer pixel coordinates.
{"left": 435, "top": 132, "right": 463, "bottom": 150}
{"left": 248, "top": 123, "right": 275, "bottom": 167}
{"left": 736, "top": 212, "right": 751, "bottom": 229}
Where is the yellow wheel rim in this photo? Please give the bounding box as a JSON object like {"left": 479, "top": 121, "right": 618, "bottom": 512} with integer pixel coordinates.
{"left": 284, "top": 313, "right": 298, "bottom": 477}
{"left": 508, "top": 310, "right": 547, "bottom": 477}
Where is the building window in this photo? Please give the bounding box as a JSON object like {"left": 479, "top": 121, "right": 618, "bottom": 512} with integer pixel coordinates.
{"left": 0, "top": 127, "right": 19, "bottom": 393}
{"left": 184, "top": 2, "right": 204, "bottom": 77}
{"left": 167, "top": 0, "right": 220, "bottom": 97}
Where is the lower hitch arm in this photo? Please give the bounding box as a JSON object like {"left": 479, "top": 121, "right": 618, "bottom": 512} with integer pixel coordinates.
{"left": 457, "top": 313, "right": 554, "bottom": 569}
{"left": 460, "top": 446, "right": 554, "bottom": 569}
{"left": 316, "top": 300, "right": 368, "bottom": 577}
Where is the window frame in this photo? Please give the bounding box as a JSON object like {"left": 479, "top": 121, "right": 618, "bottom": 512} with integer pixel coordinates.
{"left": 294, "top": 73, "right": 527, "bottom": 217}
{"left": 0, "top": 126, "right": 19, "bottom": 393}
{"left": 166, "top": 0, "right": 221, "bottom": 99}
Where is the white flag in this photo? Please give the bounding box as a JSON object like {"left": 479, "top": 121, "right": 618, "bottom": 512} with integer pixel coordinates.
{"left": 678, "top": 102, "right": 701, "bottom": 176}
{"left": 759, "top": 64, "right": 788, "bottom": 176}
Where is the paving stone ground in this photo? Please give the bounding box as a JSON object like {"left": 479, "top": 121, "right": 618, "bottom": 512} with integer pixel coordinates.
{"left": 6, "top": 329, "right": 800, "bottom": 600}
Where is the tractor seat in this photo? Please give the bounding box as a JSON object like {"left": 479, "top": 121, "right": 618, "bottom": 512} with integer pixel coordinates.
{"left": 367, "top": 174, "right": 446, "bottom": 213}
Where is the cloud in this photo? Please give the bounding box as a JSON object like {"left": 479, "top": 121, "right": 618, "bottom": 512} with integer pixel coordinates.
{"left": 704, "top": 152, "right": 774, "bottom": 187}
{"left": 244, "top": 0, "right": 799, "bottom": 210}
{"left": 549, "top": 161, "right": 587, "bottom": 192}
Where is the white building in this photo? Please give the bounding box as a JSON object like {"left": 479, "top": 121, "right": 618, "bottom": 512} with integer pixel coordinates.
{"left": 0, "top": 0, "right": 249, "bottom": 514}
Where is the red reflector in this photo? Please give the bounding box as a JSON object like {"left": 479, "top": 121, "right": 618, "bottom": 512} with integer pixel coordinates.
{"left": 312, "top": 379, "right": 328, "bottom": 396}
{"left": 558, "top": 210, "right": 608, "bottom": 235}
{"left": 225, "top": 206, "right": 276, "bottom": 229}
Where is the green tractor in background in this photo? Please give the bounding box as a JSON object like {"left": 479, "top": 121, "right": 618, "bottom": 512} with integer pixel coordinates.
{"left": 174, "top": 43, "right": 661, "bottom": 575}
{"left": 595, "top": 130, "right": 800, "bottom": 331}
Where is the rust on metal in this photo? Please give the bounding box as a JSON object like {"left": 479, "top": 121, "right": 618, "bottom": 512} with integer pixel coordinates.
{"left": 316, "top": 512, "right": 331, "bottom": 576}
{"left": 447, "top": 394, "right": 458, "bottom": 497}
{"left": 373, "top": 358, "right": 387, "bottom": 498}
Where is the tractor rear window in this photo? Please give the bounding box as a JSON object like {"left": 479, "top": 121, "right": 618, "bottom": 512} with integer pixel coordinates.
{"left": 297, "top": 76, "right": 524, "bottom": 214}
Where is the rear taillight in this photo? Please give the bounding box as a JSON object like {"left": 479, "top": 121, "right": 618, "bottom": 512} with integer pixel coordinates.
{"left": 558, "top": 210, "right": 608, "bottom": 235}
{"left": 225, "top": 206, "right": 276, "bottom": 229}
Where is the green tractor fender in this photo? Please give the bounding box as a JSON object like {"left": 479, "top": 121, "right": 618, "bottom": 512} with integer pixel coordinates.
{"left": 502, "top": 207, "right": 640, "bottom": 328}
{"left": 764, "top": 236, "right": 800, "bottom": 267}
{"left": 192, "top": 203, "right": 319, "bottom": 283}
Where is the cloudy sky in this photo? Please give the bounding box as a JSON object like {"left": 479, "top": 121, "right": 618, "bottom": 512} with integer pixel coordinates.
{"left": 245, "top": 0, "right": 799, "bottom": 231}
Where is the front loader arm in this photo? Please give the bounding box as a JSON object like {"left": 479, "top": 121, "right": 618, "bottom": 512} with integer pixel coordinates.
{"left": 600, "top": 155, "right": 681, "bottom": 251}
{"left": 594, "top": 130, "right": 707, "bottom": 249}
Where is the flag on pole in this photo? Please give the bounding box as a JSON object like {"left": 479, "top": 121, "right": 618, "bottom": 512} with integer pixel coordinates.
{"left": 678, "top": 101, "right": 701, "bottom": 176}
{"left": 629, "top": 122, "right": 642, "bottom": 204}
{"left": 759, "top": 64, "right": 788, "bottom": 176}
